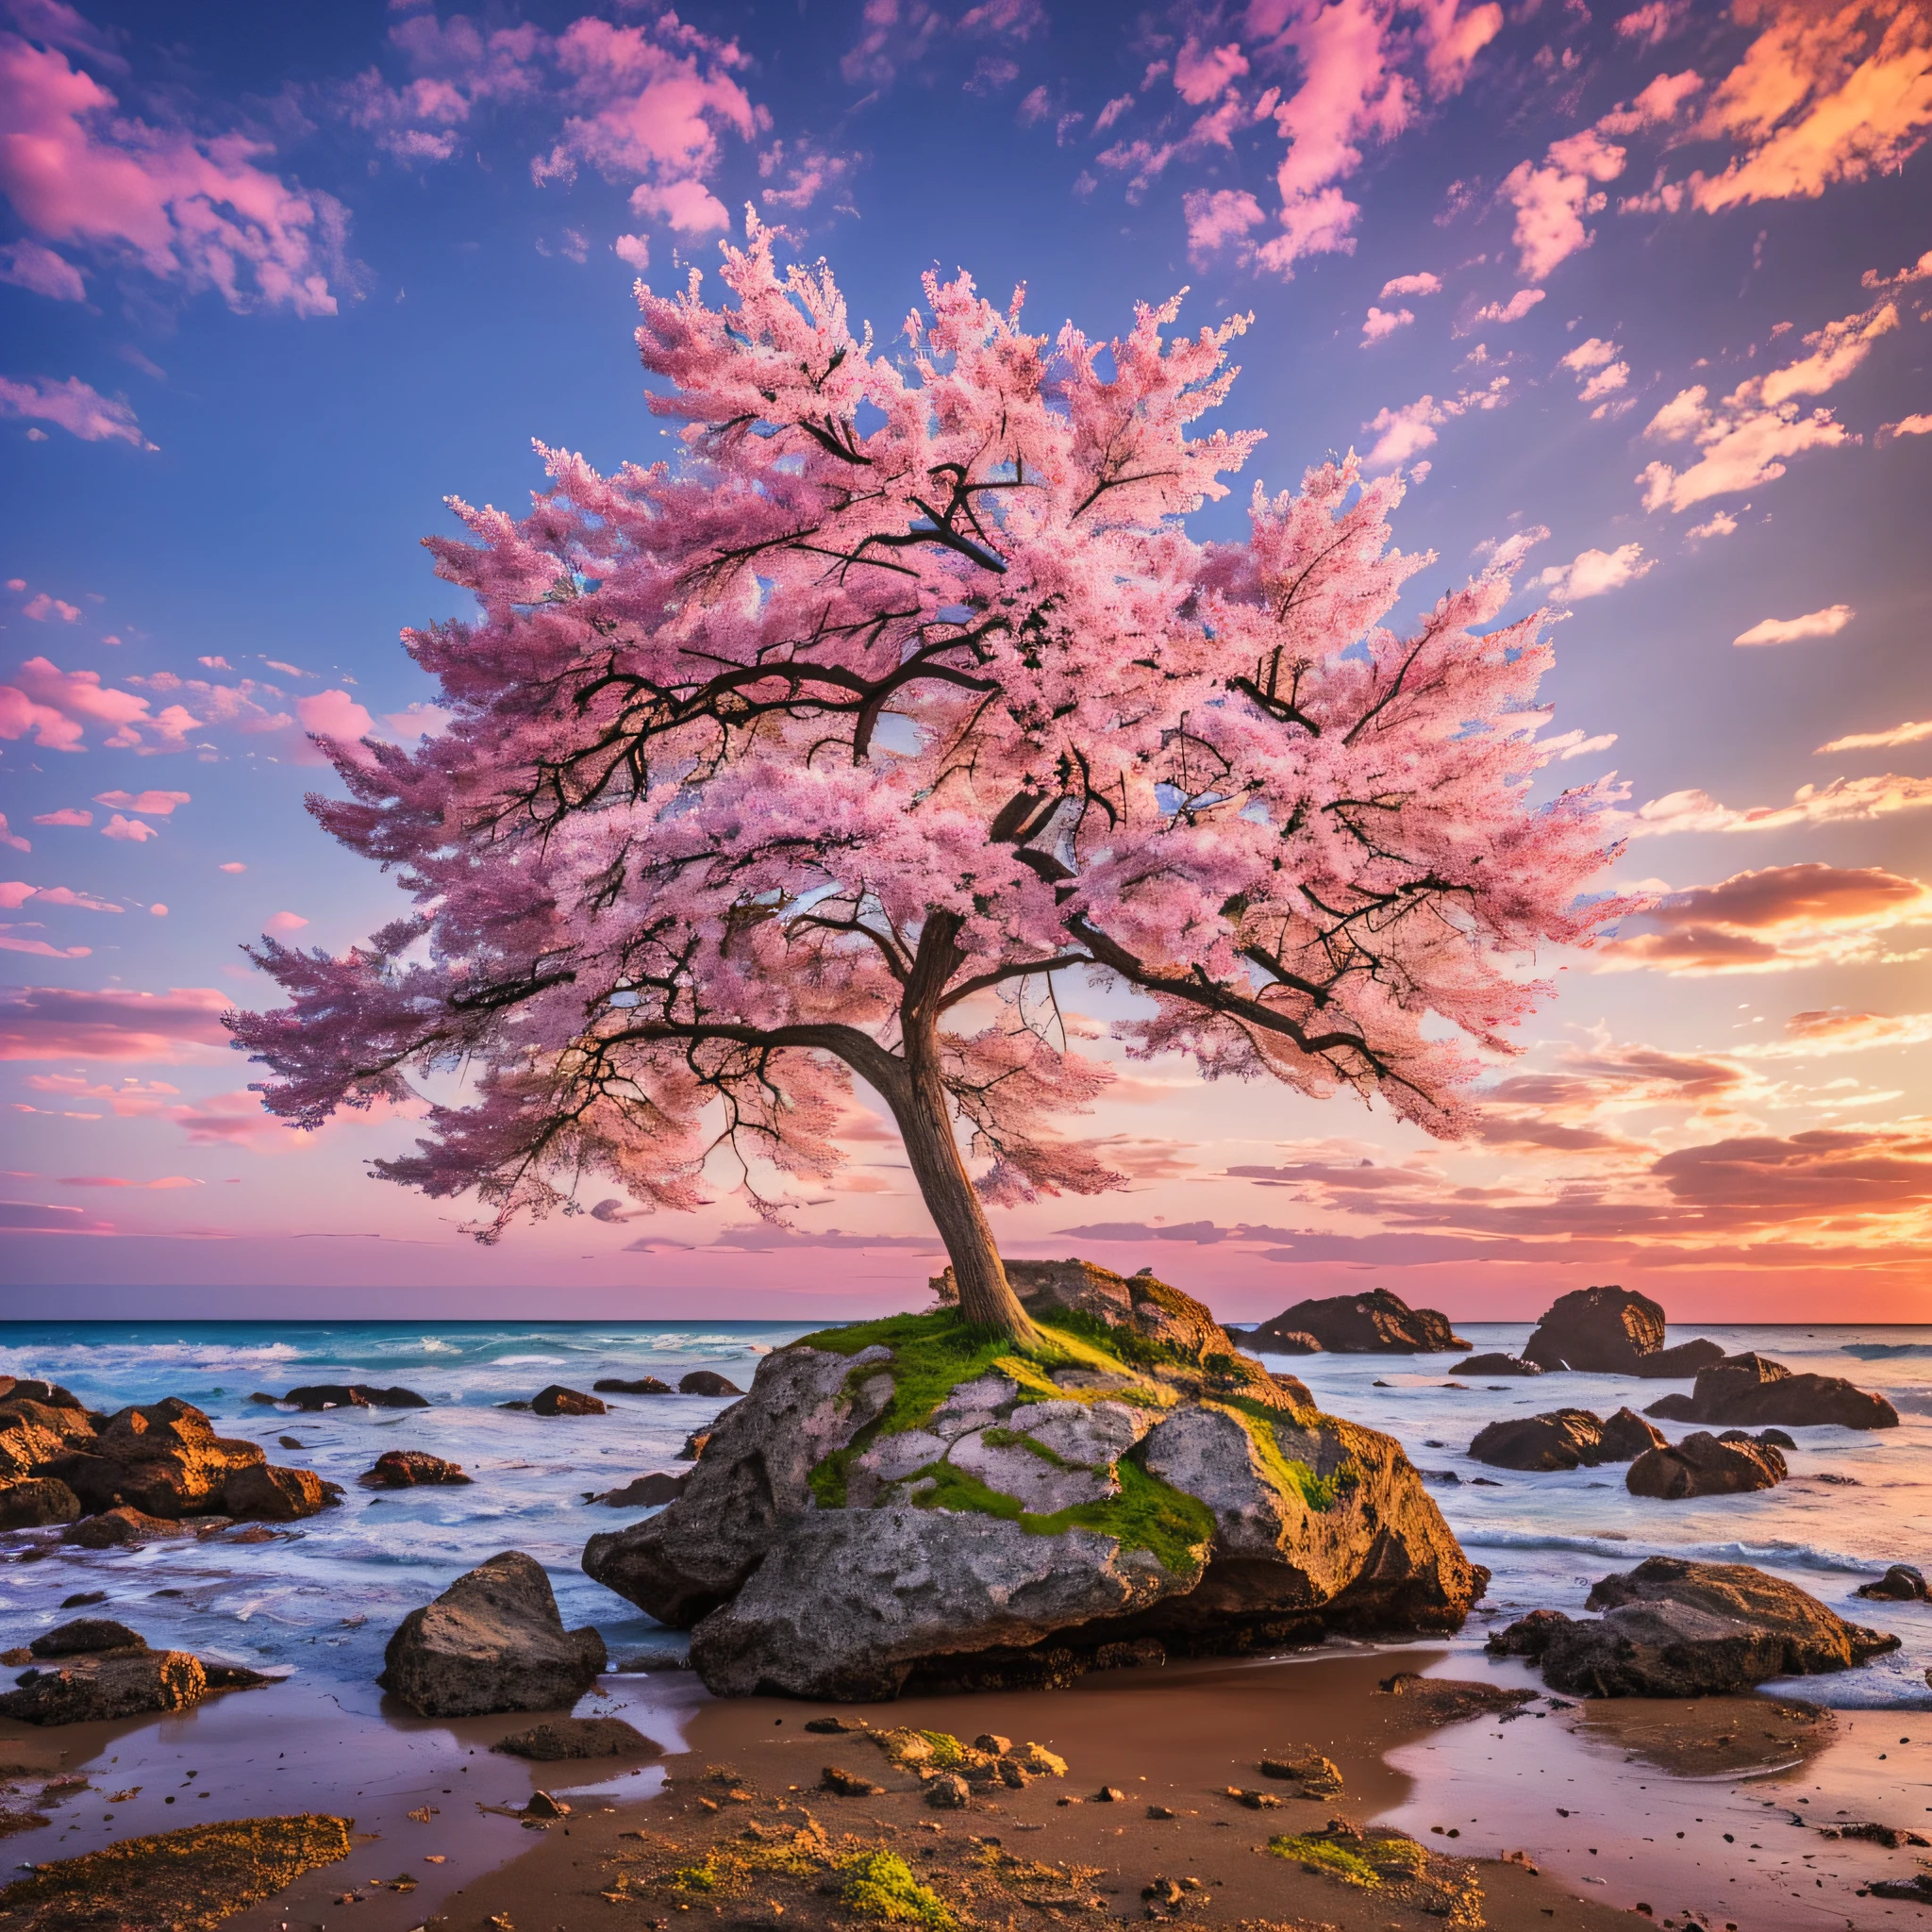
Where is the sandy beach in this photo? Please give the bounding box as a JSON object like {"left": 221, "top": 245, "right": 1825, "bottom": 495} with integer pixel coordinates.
{"left": 8, "top": 1641, "right": 1932, "bottom": 1930}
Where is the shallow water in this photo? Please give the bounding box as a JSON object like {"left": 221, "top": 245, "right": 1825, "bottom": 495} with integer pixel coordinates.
{"left": 0, "top": 1317, "right": 1927, "bottom": 1712}
{"left": 1257, "top": 1323, "right": 1932, "bottom": 1710}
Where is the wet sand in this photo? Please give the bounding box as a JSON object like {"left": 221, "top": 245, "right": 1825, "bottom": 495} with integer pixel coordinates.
{"left": 7, "top": 1647, "right": 1932, "bottom": 1930}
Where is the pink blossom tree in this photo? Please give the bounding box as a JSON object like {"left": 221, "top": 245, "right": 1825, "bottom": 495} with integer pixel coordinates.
{"left": 231, "top": 219, "right": 1621, "bottom": 1343}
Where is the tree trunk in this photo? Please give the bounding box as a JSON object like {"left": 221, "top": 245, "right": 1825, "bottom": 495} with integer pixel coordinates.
{"left": 885, "top": 1034, "right": 1040, "bottom": 1346}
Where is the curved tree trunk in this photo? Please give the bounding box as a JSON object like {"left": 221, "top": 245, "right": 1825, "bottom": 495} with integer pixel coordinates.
{"left": 882, "top": 1034, "right": 1040, "bottom": 1345}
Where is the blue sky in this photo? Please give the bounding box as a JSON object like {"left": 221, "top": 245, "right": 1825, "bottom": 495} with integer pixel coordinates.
{"left": 3, "top": 0, "right": 1930, "bottom": 1319}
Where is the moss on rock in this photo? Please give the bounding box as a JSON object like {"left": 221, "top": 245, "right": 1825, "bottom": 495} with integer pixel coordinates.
{"left": 838, "top": 1850, "right": 958, "bottom": 1930}
{"left": 0, "top": 1814, "right": 350, "bottom": 1930}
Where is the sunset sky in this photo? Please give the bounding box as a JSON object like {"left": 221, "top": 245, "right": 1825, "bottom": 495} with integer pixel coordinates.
{"left": 2, "top": 0, "right": 1929, "bottom": 1322}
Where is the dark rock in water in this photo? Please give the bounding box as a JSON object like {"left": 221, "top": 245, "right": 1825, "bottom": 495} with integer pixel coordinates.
{"left": 1598, "top": 1407, "right": 1668, "bottom": 1460}
{"left": 589, "top": 1261, "right": 1487, "bottom": 1702}
{"left": 59, "top": 1590, "right": 108, "bottom": 1607}
{"left": 492, "top": 1715, "right": 658, "bottom": 1759}
{"left": 1452, "top": 1353, "right": 1541, "bottom": 1376}
{"left": 363, "top": 1449, "right": 473, "bottom": 1489}
{"left": 1873, "top": 1877, "right": 1932, "bottom": 1904}
{"left": 0, "top": 1476, "right": 81, "bottom": 1529}
{"left": 380, "top": 1549, "right": 607, "bottom": 1717}
{"left": 1469, "top": 1409, "right": 1605, "bottom": 1471}
{"left": 1642, "top": 1353, "right": 1898, "bottom": 1430}
{"left": 593, "top": 1376, "right": 673, "bottom": 1395}
{"left": 1518, "top": 1290, "right": 1725, "bottom": 1378}
{"left": 1633, "top": 1338, "right": 1729, "bottom": 1379}
{"left": 1468, "top": 1407, "right": 1663, "bottom": 1471}
{"left": 1255, "top": 1329, "right": 1323, "bottom": 1355}
{"left": 590, "top": 1471, "right": 687, "bottom": 1507}
{"left": 678, "top": 1371, "right": 743, "bottom": 1397}
{"left": 59, "top": 1505, "right": 194, "bottom": 1548}
{"left": 44, "top": 1397, "right": 273, "bottom": 1521}
{"left": 1625, "top": 1431, "right": 1785, "bottom": 1500}
{"left": 1487, "top": 1557, "right": 1898, "bottom": 1696}
{"left": 276, "top": 1435, "right": 306, "bottom": 1451}
{"left": 30, "top": 1617, "right": 146, "bottom": 1656}
{"left": 280, "top": 1383, "right": 430, "bottom": 1410}
{"left": 1856, "top": 1564, "right": 1927, "bottom": 1602}
{"left": 531, "top": 1384, "right": 607, "bottom": 1417}
{"left": 222, "top": 1463, "right": 330, "bottom": 1520}
{"left": 0, "top": 1647, "right": 208, "bottom": 1724}
{"left": 1251, "top": 1289, "right": 1466, "bottom": 1355}
{"left": 675, "top": 1429, "right": 711, "bottom": 1462}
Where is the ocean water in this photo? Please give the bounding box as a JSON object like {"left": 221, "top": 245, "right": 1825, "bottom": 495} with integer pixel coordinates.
{"left": 0, "top": 1317, "right": 1926, "bottom": 1710}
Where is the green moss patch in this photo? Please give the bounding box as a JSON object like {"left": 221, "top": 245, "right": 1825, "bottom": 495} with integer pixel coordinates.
{"left": 0, "top": 1814, "right": 351, "bottom": 1930}
{"left": 909, "top": 1453, "right": 1213, "bottom": 1578}
{"left": 1266, "top": 1834, "right": 1382, "bottom": 1887}
{"left": 1213, "top": 1402, "right": 1342, "bottom": 1512}
{"left": 838, "top": 1850, "right": 958, "bottom": 1930}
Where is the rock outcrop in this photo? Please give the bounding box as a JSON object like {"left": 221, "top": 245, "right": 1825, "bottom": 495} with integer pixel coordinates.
{"left": 1249, "top": 1288, "right": 1466, "bottom": 1355}
{"left": 3, "top": 1387, "right": 333, "bottom": 1535}
{"left": 1857, "top": 1564, "right": 1927, "bottom": 1602}
{"left": 0, "top": 1476, "right": 81, "bottom": 1528}
{"left": 0, "top": 1618, "right": 273, "bottom": 1725}
{"left": 1452, "top": 1353, "right": 1541, "bottom": 1376}
{"left": 679, "top": 1371, "right": 744, "bottom": 1397}
{"left": 279, "top": 1384, "right": 430, "bottom": 1409}
{"left": 1486, "top": 1557, "right": 1898, "bottom": 1696}
{"left": 531, "top": 1384, "right": 606, "bottom": 1416}
{"left": 493, "top": 1716, "right": 658, "bottom": 1759}
{"left": 1625, "top": 1430, "right": 1785, "bottom": 1499}
{"left": 380, "top": 1549, "right": 608, "bottom": 1717}
{"left": 1642, "top": 1353, "right": 1899, "bottom": 1430}
{"left": 585, "top": 1260, "right": 1486, "bottom": 1701}
{"left": 589, "top": 1472, "right": 687, "bottom": 1507}
{"left": 1519, "top": 1286, "right": 1725, "bottom": 1376}
{"left": 1468, "top": 1407, "right": 1664, "bottom": 1471}
{"left": 363, "top": 1449, "right": 473, "bottom": 1488}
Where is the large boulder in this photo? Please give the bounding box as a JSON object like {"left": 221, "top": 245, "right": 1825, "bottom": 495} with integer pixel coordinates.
{"left": 1452, "top": 1353, "right": 1541, "bottom": 1376}
{"left": 1520, "top": 1286, "right": 1724, "bottom": 1375}
{"left": 363, "top": 1449, "right": 473, "bottom": 1489}
{"left": 531, "top": 1384, "right": 606, "bottom": 1416}
{"left": 1643, "top": 1353, "right": 1899, "bottom": 1430}
{"left": 1487, "top": 1557, "right": 1898, "bottom": 1696}
{"left": 49, "top": 1399, "right": 267, "bottom": 1517}
{"left": 222, "top": 1462, "right": 332, "bottom": 1521}
{"left": 1250, "top": 1289, "right": 1466, "bottom": 1354}
{"left": 281, "top": 1383, "right": 429, "bottom": 1409}
{"left": 1469, "top": 1407, "right": 1664, "bottom": 1471}
{"left": 380, "top": 1550, "right": 607, "bottom": 1717}
{"left": 679, "top": 1371, "right": 744, "bottom": 1396}
{"left": 594, "top": 1376, "right": 673, "bottom": 1395}
{"left": 587, "top": 1262, "right": 1486, "bottom": 1701}
{"left": 1625, "top": 1431, "right": 1785, "bottom": 1500}
{"left": 0, "top": 1476, "right": 81, "bottom": 1528}
{"left": 1, "top": 1648, "right": 208, "bottom": 1725}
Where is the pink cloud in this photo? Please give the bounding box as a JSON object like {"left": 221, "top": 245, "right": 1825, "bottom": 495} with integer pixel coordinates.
{"left": 627, "top": 175, "right": 729, "bottom": 235}
{"left": 1181, "top": 186, "right": 1265, "bottom": 265}
{"left": 0, "top": 34, "right": 346, "bottom": 315}
{"left": 0, "top": 375, "right": 151, "bottom": 447}
{"left": 1379, "top": 271, "right": 1441, "bottom": 298}
{"left": 0, "top": 983, "right": 231, "bottom": 1061}
{"left": 100, "top": 811, "right": 157, "bottom": 841}
{"left": 93, "top": 787, "right": 190, "bottom": 815}
{"left": 264, "top": 910, "right": 309, "bottom": 934}
{"left": 1689, "top": 3, "right": 1932, "bottom": 211}
{"left": 1473, "top": 287, "right": 1544, "bottom": 325}
{"left": 58, "top": 1174, "right": 201, "bottom": 1188}
{"left": 1174, "top": 36, "right": 1248, "bottom": 106}
{"left": 757, "top": 138, "right": 859, "bottom": 215}
{"left": 1360, "top": 375, "right": 1510, "bottom": 468}
{"left": 196, "top": 655, "right": 231, "bottom": 670}
{"left": 148, "top": 901, "right": 166, "bottom": 916}
{"left": 0, "top": 812, "right": 28, "bottom": 852}
{"left": 0, "top": 934, "right": 90, "bottom": 958}
{"left": 28, "top": 1074, "right": 180, "bottom": 1099}
{"left": 532, "top": 15, "right": 758, "bottom": 220}
{"left": 0, "top": 881, "right": 119, "bottom": 911}
{"left": 0, "top": 236, "right": 84, "bottom": 299}
{"left": 22, "top": 591, "right": 79, "bottom": 621}
{"left": 1615, "top": 1, "right": 1688, "bottom": 49}
{"left": 1627, "top": 773, "right": 1932, "bottom": 838}
{"left": 612, "top": 231, "right": 649, "bottom": 270}
{"left": 1536, "top": 542, "right": 1654, "bottom": 602}
{"left": 1816, "top": 718, "right": 1932, "bottom": 755}
{"left": 296, "top": 688, "right": 375, "bottom": 744}
{"left": 378, "top": 702, "right": 452, "bottom": 745}
{"left": 218, "top": 860, "right": 246, "bottom": 873}
{"left": 1359, "top": 303, "right": 1413, "bottom": 341}
{"left": 1733, "top": 603, "right": 1855, "bottom": 647}
{"left": 1501, "top": 128, "right": 1626, "bottom": 280}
